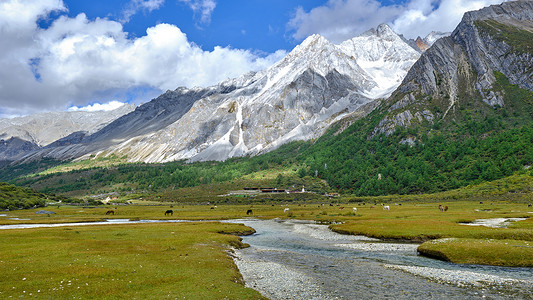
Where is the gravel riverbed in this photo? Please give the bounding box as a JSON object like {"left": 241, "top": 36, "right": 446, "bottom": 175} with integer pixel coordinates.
{"left": 230, "top": 219, "right": 533, "bottom": 299}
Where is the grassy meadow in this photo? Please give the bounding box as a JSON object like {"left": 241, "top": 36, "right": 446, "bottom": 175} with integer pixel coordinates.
{"left": 1, "top": 199, "right": 532, "bottom": 268}
{"left": 0, "top": 173, "right": 531, "bottom": 298}
{"left": 0, "top": 221, "right": 264, "bottom": 299}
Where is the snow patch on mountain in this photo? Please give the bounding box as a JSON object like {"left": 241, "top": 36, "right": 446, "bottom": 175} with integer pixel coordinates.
{"left": 18, "top": 24, "right": 422, "bottom": 163}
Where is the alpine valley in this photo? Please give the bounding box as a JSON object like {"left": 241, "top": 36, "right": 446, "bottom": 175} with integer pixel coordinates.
{"left": 1, "top": 0, "right": 532, "bottom": 200}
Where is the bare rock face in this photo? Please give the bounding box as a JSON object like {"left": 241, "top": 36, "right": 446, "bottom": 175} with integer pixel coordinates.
{"left": 373, "top": 0, "right": 533, "bottom": 137}
{"left": 0, "top": 137, "right": 40, "bottom": 161}
{"left": 415, "top": 37, "right": 429, "bottom": 52}
{"left": 453, "top": 0, "right": 533, "bottom": 104}
{"left": 16, "top": 24, "right": 421, "bottom": 163}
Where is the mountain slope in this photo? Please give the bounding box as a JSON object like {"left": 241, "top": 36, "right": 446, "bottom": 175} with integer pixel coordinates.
{"left": 290, "top": 0, "right": 533, "bottom": 195}
{"left": 0, "top": 104, "right": 135, "bottom": 161}
{"left": 373, "top": 0, "right": 533, "bottom": 138}
{"left": 18, "top": 24, "right": 420, "bottom": 163}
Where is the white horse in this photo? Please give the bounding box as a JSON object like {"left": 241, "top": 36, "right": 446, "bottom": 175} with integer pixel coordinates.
{"left": 352, "top": 207, "right": 357, "bottom": 213}
{"left": 284, "top": 208, "right": 290, "bottom": 213}
{"left": 383, "top": 205, "right": 390, "bottom": 210}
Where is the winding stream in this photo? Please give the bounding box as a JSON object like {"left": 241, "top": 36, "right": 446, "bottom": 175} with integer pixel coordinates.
{"left": 1, "top": 217, "right": 531, "bottom": 298}
{"left": 229, "top": 219, "right": 533, "bottom": 299}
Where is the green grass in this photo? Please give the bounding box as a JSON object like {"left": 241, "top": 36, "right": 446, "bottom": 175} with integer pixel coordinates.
{"left": 327, "top": 201, "right": 533, "bottom": 266}
{"left": 418, "top": 238, "right": 533, "bottom": 267}
{"left": 0, "top": 222, "right": 263, "bottom": 299}
{"left": 475, "top": 19, "right": 533, "bottom": 54}
{"left": 343, "top": 173, "right": 533, "bottom": 204}
{"left": 329, "top": 202, "right": 533, "bottom": 241}
{"left": 1, "top": 199, "right": 532, "bottom": 285}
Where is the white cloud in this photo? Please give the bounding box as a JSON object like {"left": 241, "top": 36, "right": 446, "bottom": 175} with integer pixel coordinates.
{"left": 68, "top": 101, "right": 126, "bottom": 112}
{"left": 0, "top": 0, "right": 285, "bottom": 118}
{"left": 288, "top": 0, "right": 403, "bottom": 44}
{"left": 288, "top": 0, "right": 510, "bottom": 43}
{"left": 121, "top": 0, "right": 165, "bottom": 23}
{"left": 178, "top": 0, "right": 216, "bottom": 25}
{"left": 392, "top": 0, "right": 511, "bottom": 38}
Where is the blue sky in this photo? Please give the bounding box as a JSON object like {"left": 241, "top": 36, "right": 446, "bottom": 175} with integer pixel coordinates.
{"left": 0, "top": 0, "right": 509, "bottom": 117}
{"left": 63, "top": 0, "right": 326, "bottom": 53}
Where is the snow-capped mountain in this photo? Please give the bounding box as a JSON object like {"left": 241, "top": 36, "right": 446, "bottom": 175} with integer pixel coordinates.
{"left": 8, "top": 24, "right": 421, "bottom": 163}
{"left": 338, "top": 24, "right": 421, "bottom": 98}
{"left": 0, "top": 104, "right": 135, "bottom": 161}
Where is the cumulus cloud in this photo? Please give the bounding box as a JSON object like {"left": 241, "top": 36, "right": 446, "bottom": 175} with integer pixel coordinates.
{"left": 178, "top": 0, "right": 217, "bottom": 25}
{"left": 0, "top": 0, "right": 285, "bottom": 118}
{"left": 121, "top": 0, "right": 165, "bottom": 23}
{"left": 288, "top": 0, "right": 510, "bottom": 43}
{"left": 392, "top": 0, "right": 511, "bottom": 38}
{"left": 288, "top": 0, "right": 403, "bottom": 44}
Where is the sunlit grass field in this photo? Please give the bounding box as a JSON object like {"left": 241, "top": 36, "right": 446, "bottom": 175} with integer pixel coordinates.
{"left": 0, "top": 221, "right": 263, "bottom": 299}
{"left": 0, "top": 200, "right": 531, "bottom": 298}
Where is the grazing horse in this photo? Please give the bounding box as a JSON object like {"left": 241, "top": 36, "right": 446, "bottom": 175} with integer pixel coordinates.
{"left": 528, "top": 203, "right": 532, "bottom": 207}
{"left": 284, "top": 208, "right": 290, "bottom": 213}
{"left": 106, "top": 210, "right": 115, "bottom": 215}
{"left": 383, "top": 205, "right": 390, "bottom": 210}
{"left": 246, "top": 209, "right": 253, "bottom": 215}
{"left": 444, "top": 206, "right": 449, "bottom": 211}
{"left": 165, "top": 210, "right": 173, "bottom": 216}
{"left": 439, "top": 205, "right": 444, "bottom": 212}
{"left": 352, "top": 207, "right": 357, "bottom": 213}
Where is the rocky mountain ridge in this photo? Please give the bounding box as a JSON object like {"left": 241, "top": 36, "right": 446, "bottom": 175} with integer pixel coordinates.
{"left": 6, "top": 24, "right": 422, "bottom": 163}
{"left": 372, "top": 0, "right": 533, "bottom": 138}
{"left": 0, "top": 104, "right": 135, "bottom": 161}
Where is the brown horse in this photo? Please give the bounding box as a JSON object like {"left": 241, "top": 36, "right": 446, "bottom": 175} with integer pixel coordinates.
{"left": 106, "top": 210, "right": 115, "bottom": 215}
{"left": 165, "top": 210, "right": 173, "bottom": 216}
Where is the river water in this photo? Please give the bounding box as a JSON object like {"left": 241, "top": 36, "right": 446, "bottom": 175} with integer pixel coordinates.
{"left": 1, "top": 218, "right": 531, "bottom": 298}
{"left": 229, "top": 219, "right": 533, "bottom": 300}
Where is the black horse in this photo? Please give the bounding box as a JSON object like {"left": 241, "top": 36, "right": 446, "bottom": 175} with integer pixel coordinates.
{"left": 246, "top": 209, "right": 253, "bottom": 215}
{"left": 165, "top": 210, "right": 173, "bottom": 216}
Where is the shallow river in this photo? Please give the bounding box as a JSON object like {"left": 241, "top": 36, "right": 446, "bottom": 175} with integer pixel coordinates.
{"left": 1, "top": 218, "right": 531, "bottom": 298}
{"left": 228, "top": 219, "right": 533, "bottom": 300}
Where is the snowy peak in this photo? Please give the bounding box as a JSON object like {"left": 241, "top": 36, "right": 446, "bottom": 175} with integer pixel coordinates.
{"left": 278, "top": 25, "right": 421, "bottom": 99}
{"left": 0, "top": 104, "right": 135, "bottom": 147}
{"left": 339, "top": 24, "right": 419, "bottom": 61}
{"left": 337, "top": 24, "right": 421, "bottom": 98}
{"left": 359, "top": 23, "right": 400, "bottom": 40}
{"left": 296, "top": 34, "right": 331, "bottom": 52}
{"left": 376, "top": 23, "right": 399, "bottom": 39}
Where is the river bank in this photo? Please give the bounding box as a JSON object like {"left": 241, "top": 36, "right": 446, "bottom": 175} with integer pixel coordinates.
{"left": 231, "top": 219, "right": 533, "bottom": 299}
